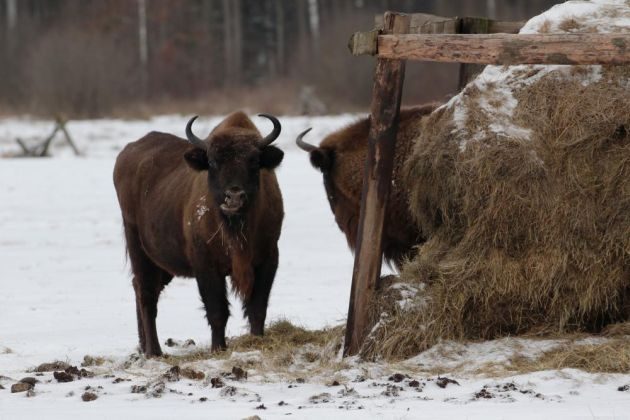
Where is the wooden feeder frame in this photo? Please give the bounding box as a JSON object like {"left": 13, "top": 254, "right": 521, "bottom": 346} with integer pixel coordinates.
{"left": 343, "top": 11, "right": 630, "bottom": 356}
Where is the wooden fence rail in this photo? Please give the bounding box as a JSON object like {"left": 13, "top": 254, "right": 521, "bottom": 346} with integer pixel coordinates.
{"left": 375, "top": 13, "right": 524, "bottom": 35}
{"left": 374, "top": 13, "right": 525, "bottom": 89}
{"left": 363, "top": 33, "right": 630, "bottom": 65}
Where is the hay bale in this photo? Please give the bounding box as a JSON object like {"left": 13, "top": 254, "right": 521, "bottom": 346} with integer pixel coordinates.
{"left": 362, "top": 0, "right": 630, "bottom": 360}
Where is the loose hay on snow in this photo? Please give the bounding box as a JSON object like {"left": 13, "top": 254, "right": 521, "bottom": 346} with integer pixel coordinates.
{"left": 509, "top": 336, "right": 630, "bottom": 374}
{"left": 228, "top": 319, "right": 344, "bottom": 370}
{"left": 165, "top": 320, "right": 345, "bottom": 375}
{"left": 362, "top": 0, "right": 630, "bottom": 361}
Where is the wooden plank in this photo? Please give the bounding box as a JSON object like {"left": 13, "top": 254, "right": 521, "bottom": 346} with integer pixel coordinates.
{"left": 376, "top": 13, "right": 459, "bottom": 34}
{"left": 489, "top": 19, "right": 525, "bottom": 34}
{"left": 377, "top": 33, "right": 630, "bottom": 65}
{"left": 376, "top": 13, "right": 523, "bottom": 34}
{"left": 348, "top": 29, "right": 379, "bottom": 56}
{"left": 343, "top": 11, "right": 410, "bottom": 357}
{"left": 375, "top": 13, "right": 451, "bottom": 31}
{"left": 419, "top": 16, "right": 459, "bottom": 35}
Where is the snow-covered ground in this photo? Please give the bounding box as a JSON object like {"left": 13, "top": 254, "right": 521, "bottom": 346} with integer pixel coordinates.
{"left": 0, "top": 114, "right": 356, "bottom": 358}
{"left": 1, "top": 113, "right": 630, "bottom": 419}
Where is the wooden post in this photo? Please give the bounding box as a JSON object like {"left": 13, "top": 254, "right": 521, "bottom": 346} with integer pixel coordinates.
{"left": 458, "top": 17, "right": 490, "bottom": 90}
{"left": 343, "top": 11, "right": 410, "bottom": 357}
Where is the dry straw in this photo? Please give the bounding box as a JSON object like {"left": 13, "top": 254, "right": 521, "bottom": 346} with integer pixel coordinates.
{"left": 362, "top": 66, "right": 630, "bottom": 361}
{"left": 165, "top": 319, "right": 345, "bottom": 375}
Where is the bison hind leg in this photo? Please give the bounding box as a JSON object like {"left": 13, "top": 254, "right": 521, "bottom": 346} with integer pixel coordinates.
{"left": 124, "top": 222, "right": 172, "bottom": 358}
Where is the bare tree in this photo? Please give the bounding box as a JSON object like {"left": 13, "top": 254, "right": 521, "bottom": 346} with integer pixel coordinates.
{"left": 486, "top": 0, "right": 497, "bottom": 18}
{"left": 222, "top": 0, "right": 243, "bottom": 86}
{"left": 5, "top": 0, "right": 17, "bottom": 47}
{"left": 275, "top": 0, "right": 285, "bottom": 76}
{"left": 137, "top": 0, "right": 148, "bottom": 98}
{"left": 308, "top": 0, "right": 320, "bottom": 50}
{"left": 5, "top": 0, "right": 16, "bottom": 26}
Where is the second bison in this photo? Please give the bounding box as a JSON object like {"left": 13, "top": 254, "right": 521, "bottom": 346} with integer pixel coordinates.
{"left": 296, "top": 104, "right": 438, "bottom": 269}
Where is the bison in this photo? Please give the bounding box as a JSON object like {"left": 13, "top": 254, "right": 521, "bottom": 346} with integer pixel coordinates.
{"left": 295, "top": 104, "right": 438, "bottom": 269}
{"left": 113, "top": 112, "right": 285, "bottom": 357}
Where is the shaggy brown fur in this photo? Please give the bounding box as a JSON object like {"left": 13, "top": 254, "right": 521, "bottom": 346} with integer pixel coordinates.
{"left": 113, "top": 111, "right": 284, "bottom": 357}
{"left": 297, "top": 104, "right": 439, "bottom": 269}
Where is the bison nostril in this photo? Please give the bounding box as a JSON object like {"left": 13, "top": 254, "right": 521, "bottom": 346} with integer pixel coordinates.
{"left": 225, "top": 188, "right": 246, "bottom": 202}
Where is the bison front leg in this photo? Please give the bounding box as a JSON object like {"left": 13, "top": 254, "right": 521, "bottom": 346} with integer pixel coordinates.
{"left": 196, "top": 270, "right": 230, "bottom": 351}
{"left": 244, "top": 247, "right": 279, "bottom": 336}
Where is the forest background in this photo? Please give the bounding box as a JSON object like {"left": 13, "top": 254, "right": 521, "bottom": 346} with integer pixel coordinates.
{"left": 0, "top": 0, "right": 561, "bottom": 117}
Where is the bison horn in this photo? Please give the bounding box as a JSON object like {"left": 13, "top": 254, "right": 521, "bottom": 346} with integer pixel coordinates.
{"left": 257, "top": 114, "right": 281, "bottom": 147}
{"left": 295, "top": 128, "right": 316, "bottom": 152}
{"left": 185, "top": 116, "right": 207, "bottom": 150}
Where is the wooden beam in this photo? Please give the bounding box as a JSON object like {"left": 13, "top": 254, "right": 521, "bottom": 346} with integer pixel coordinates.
{"left": 343, "top": 11, "right": 410, "bottom": 357}
{"left": 375, "top": 13, "right": 523, "bottom": 34}
{"left": 377, "top": 33, "right": 630, "bottom": 65}
{"left": 488, "top": 19, "right": 525, "bottom": 34}
{"left": 348, "top": 29, "right": 379, "bottom": 56}
{"left": 376, "top": 13, "right": 459, "bottom": 35}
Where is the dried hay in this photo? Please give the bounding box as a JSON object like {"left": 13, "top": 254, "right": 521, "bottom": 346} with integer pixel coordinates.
{"left": 228, "top": 319, "right": 344, "bottom": 369}
{"left": 165, "top": 319, "right": 345, "bottom": 375}
{"left": 362, "top": 64, "right": 630, "bottom": 360}
{"left": 509, "top": 336, "right": 630, "bottom": 374}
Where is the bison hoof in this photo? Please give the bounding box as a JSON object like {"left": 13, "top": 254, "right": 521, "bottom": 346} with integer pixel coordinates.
{"left": 211, "top": 340, "right": 227, "bottom": 352}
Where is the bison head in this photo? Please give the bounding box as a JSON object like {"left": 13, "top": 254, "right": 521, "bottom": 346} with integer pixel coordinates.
{"left": 184, "top": 113, "right": 284, "bottom": 218}
{"left": 295, "top": 128, "right": 333, "bottom": 172}
{"left": 295, "top": 128, "right": 344, "bottom": 213}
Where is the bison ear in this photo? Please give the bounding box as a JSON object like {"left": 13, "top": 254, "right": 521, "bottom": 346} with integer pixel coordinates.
{"left": 260, "top": 145, "right": 284, "bottom": 169}
{"left": 184, "top": 148, "right": 209, "bottom": 171}
{"left": 310, "top": 149, "right": 332, "bottom": 172}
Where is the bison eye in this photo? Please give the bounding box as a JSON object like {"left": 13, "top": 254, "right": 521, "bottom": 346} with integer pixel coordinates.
{"left": 207, "top": 159, "right": 218, "bottom": 170}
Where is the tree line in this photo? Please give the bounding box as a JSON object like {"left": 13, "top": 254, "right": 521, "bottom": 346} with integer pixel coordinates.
{"left": 0, "top": 0, "right": 560, "bottom": 117}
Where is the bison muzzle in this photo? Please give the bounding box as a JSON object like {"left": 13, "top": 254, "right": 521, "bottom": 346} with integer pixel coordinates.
{"left": 113, "top": 111, "right": 284, "bottom": 357}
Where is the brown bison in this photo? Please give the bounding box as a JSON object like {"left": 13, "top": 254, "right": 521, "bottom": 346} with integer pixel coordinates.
{"left": 296, "top": 105, "right": 438, "bottom": 269}
{"left": 113, "top": 112, "right": 284, "bottom": 357}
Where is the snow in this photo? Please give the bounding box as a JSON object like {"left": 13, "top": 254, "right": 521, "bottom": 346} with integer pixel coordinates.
{"left": 442, "top": 0, "right": 629, "bottom": 151}
{"left": 2, "top": 113, "right": 630, "bottom": 419}
{"left": 2, "top": 1, "right": 630, "bottom": 416}
{"left": 520, "top": 0, "right": 630, "bottom": 34}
